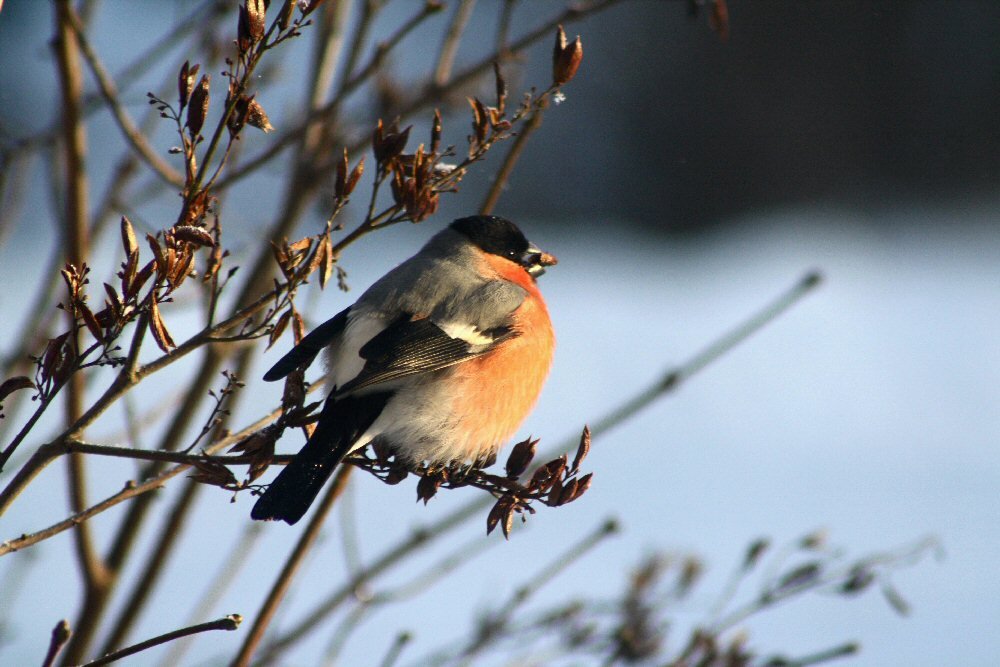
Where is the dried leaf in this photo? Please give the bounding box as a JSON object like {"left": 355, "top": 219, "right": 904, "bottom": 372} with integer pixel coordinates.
{"left": 416, "top": 474, "right": 440, "bottom": 505}
{"left": 430, "top": 109, "right": 442, "bottom": 154}
{"left": 268, "top": 310, "right": 291, "bottom": 349}
{"left": 556, "top": 478, "right": 578, "bottom": 506}
{"left": 148, "top": 297, "right": 176, "bottom": 352}
{"left": 129, "top": 260, "right": 156, "bottom": 300}
{"left": 493, "top": 61, "right": 507, "bottom": 114}
{"left": 500, "top": 503, "right": 515, "bottom": 539}
{"left": 335, "top": 148, "right": 349, "bottom": 199}
{"left": 178, "top": 61, "right": 198, "bottom": 108}
{"left": 78, "top": 302, "right": 103, "bottom": 343}
{"left": 245, "top": 0, "right": 266, "bottom": 42}
{"left": 186, "top": 74, "right": 210, "bottom": 136}
{"left": 120, "top": 216, "right": 138, "bottom": 257}
{"left": 486, "top": 495, "right": 514, "bottom": 536}
{"left": 246, "top": 98, "right": 273, "bottom": 133}
{"left": 528, "top": 455, "right": 566, "bottom": 492}
{"left": 569, "top": 472, "right": 592, "bottom": 503}
{"left": 553, "top": 34, "right": 583, "bottom": 86}
{"left": 505, "top": 437, "right": 537, "bottom": 479}
{"left": 318, "top": 236, "right": 333, "bottom": 289}
{"left": 346, "top": 156, "right": 364, "bottom": 196}
{"left": 188, "top": 458, "right": 238, "bottom": 488}
{"left": 292, "top": 311, "right": 306, "bottom": 345}
{"left": 277, "top": 0, "right": 296, "bottom": 30}
{"left": 147, "top": 234, "right": 167, "bottom": 280}
{"left": 571, "top": 425, "right": 590, "bottom": 473}
{"left": 173, "top": 225, "right": 215, "bottom": 247}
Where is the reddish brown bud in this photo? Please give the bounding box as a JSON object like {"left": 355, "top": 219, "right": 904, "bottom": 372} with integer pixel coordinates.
{"left": 277, "top": 0, "right": 296, "bottom": 30}
{"left": 373, "top": 120, "right": 411, "bottom": 164}
{"left": 553, "top": 27, "right": 583, "bottom": 86}
{"left": 505, "top": 437, "right": 537, "bottom": 479}
{"left": 186, "top": 74, "right": 210, "bottom": 137}
{"left": 178, "top": 61, "right": 199, "bottom": 108}
{"left": 245, "top": 0, "right": 266, "bottom": 42}
{"left": 430, "top": 109, "right": 442, "bottom": 154}
{"left": 245, "top": 98, "right": 273, "bottom": 133}
{"left": 173, "top": 225, "right": 215, "bottom": 247}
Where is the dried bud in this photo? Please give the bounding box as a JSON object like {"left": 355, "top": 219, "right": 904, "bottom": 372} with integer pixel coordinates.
{"left": 245, "top": 0, "right": 266, "bottom": 42}
{"left": 486, "top": 495, "right": 516, "bottom": 538}
{"left": 178, "top": 61, "right": 199, "bottom": 108}
{"left": 493, "top": 61, "right": 507, "bottom": 114}
{"left": 148, "top": 295, "right": 176, "bottom": 352}
{"left": 120, "top": 216, "right": 138, "bottom": 258}
{"left": 571, "top": 425, "right": 590, "bottom": 474}
{"left": 416, "top": 474, "right": 440, "bottom": 505}
{"left": 552, "top": 26, "right": 583, "bottom": 87}
{"left": 173, "top": 225, "right": 215, "bottom": 247}
{"left": 430, "top": 109, "right": 442, "bottom": 154}
{"left": 245, "top": 98, "right": 273, "bottom": 133}
{"left": 373, "top": 120, "right": 411, "bottom": 164}
{"left": 505, "top": 437, "right": 537, "bottom": 479}
{"left": 186, "top": 74, "right": 210, "bottom": 137}
{"left": 277, "top": 0, "right": 296, "bottom": 30}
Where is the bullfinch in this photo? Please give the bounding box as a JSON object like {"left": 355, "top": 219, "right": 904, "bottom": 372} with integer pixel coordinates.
{"left": 251, "top": 215, "right": 557, "bottom": 524}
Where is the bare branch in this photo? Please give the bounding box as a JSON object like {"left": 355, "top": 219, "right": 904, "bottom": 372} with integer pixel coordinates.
{"left": 79, "top": 615, "right": 242, "bottom": 667}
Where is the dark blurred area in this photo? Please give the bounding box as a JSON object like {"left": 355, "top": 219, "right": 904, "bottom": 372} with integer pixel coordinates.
{"left": 507, "top": 0, "right": 1000, "bottom": 230}
{"left": 1, "top": 1, "right": 997, "bottom": 235}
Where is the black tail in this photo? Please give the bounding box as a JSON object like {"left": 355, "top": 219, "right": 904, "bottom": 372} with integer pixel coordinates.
{"left": 251, "top": 392, "right": 389, "bottom": 524}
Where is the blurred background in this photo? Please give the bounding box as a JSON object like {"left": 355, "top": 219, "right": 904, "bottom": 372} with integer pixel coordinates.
{"left": 1, "top": 1, "right": 998, "bottom": 665}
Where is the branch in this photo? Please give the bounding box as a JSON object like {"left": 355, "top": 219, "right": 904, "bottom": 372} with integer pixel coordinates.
{"left": 0, "top": 404, "right": 284, "bottom": 557}
{"left": 41, "top": 620, "right": 72, "bottom": 667}
{"left": 254, "top": 270, "right": 823, "bottom": 661}
{"left": 79, "top": 615, "right": 242, "bottom": 667}
{"left": 215, "top": 0, "right": 622, "bottom": 191}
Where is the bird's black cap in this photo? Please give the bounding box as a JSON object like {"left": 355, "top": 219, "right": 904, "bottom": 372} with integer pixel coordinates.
{"left": 450, "top": 215, "right": 529, "bottom": 260}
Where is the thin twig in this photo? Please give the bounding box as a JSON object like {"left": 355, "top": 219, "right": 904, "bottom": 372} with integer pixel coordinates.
{"left": 0, "top": 403, "right": 285, "bottom": 557}
{"left": 79, "top": 615, "right": 242, "bottom": 667}
{"left": 155, "top": 525, "right": 264, "bottom": 667}
{"left": 216, "top": 0, "right": 622, "bottom": 191}
{"left": 41, "top": 620, "right": 72, "bottom": 667}
{"left": 254, "top": 270, "right": 823, "bottom": 662}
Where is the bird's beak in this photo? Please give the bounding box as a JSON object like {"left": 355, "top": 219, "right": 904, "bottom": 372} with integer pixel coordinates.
{"left": 522, "top": 244, "right": 558, "bottom": 278}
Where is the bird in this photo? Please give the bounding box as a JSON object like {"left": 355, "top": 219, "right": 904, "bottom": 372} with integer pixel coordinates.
{"left": 251, "top": 215, "right": 557, "bottom": 524}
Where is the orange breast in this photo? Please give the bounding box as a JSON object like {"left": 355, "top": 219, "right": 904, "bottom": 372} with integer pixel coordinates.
{"left": 446, "top": 253, "right": 555, "bottom": 461}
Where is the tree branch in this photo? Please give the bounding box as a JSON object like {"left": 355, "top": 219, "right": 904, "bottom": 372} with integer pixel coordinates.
{"left": 79, "top": 615, "right": 242, "bottom": 667}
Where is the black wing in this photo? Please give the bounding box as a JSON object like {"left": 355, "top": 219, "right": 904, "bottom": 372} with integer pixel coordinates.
{"left": 335, "top": 316, "right": 517, "bottom": 395}
{"left": 262, "top": 307, "right": 350, "bottom": 382}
